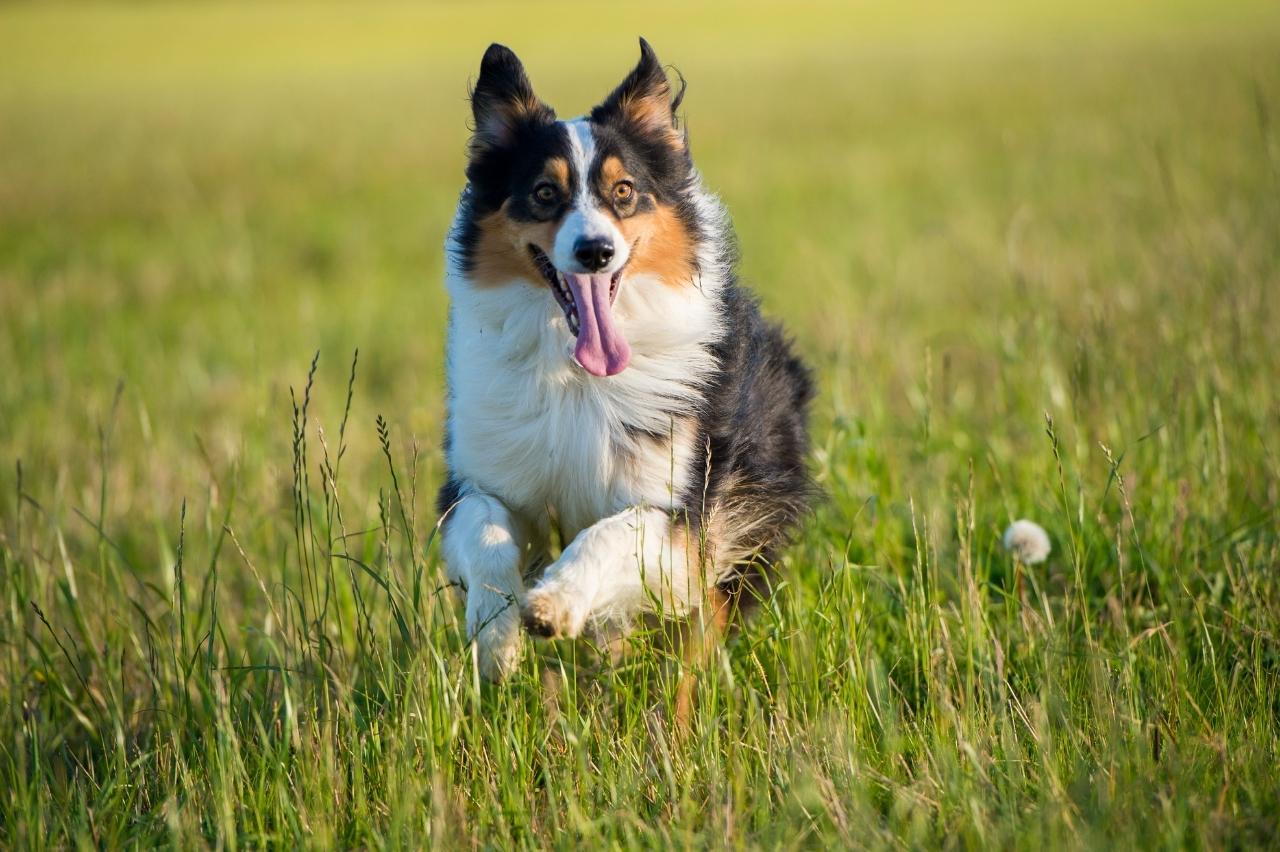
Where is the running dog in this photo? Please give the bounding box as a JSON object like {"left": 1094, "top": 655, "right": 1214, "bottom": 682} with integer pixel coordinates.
{"left": 438, "top": 39, "right": 813, "bottom": 681}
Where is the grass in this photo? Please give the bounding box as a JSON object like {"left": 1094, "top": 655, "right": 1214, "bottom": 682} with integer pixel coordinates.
{"left": 2, "top": 0, "right": 1280, "bottom": 847}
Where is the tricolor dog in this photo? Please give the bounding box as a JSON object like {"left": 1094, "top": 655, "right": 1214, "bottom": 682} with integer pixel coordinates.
{"left": 439, "top": 39, "right": 813, "bottom": 681}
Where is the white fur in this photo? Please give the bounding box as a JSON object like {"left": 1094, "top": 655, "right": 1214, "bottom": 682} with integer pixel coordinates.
{"left": 552, "top": 119, "right": 629, "bottom": 274}
{"left": 441, "top": 491, "right": 526, "bottom": 680}
{"left": 440, "top": 119, "right": 728, "bottom": 678}
{"left": 523, "top": 505, "right": 708, "bottom": 638}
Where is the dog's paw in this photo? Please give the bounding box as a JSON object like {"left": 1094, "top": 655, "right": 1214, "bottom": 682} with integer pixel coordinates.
{"left": 466, "top": 590, "right": 524, "bottom": 681}
{"left": 522, "top": 584, "right": 588, "bottom": 640}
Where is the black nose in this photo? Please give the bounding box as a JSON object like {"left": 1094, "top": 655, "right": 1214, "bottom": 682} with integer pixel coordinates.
{"left": 573, "top": 237, "right": 614, "bottom": 272}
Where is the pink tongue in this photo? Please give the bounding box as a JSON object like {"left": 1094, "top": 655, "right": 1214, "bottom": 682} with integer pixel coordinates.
{"left": 565, "top": 272, "right": 630, "bottom": 376}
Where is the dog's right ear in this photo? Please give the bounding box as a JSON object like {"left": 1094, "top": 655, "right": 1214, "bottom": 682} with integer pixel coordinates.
{"left": 470, "top": 44, "right": 553, "bottom": 155}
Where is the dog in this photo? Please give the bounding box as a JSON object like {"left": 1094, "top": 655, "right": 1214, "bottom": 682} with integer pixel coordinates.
{"left": 438, "top": 38, "right": 813, "bottom": 682}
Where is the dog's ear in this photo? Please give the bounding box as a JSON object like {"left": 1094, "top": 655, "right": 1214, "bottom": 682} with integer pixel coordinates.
{"left": 592, "top": 38, "right": 685, "bottom": 148}
{"left": 470, "top": 44, "right": 553, "bottom": 155}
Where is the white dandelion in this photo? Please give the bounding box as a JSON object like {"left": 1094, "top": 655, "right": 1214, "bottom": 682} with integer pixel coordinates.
{"left": 1002, "top": 519, "right": 1051, "bottom": 565}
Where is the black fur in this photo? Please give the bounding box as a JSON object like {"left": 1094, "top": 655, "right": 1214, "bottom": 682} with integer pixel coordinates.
{"left": 679, "top": 283, "right": 815, "bottom": 603}
{"left": 590, "top": 38, "right": 700, "bottom": 263}
{"left": 435, "top": 474, "right": 464, "bottom": 520}
{"left": 453, "top": 117, "right": 574, "bottom": 278}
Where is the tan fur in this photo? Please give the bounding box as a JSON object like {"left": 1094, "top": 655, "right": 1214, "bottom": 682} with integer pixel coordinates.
{"left": 470, "top": 141, "right": 695, "bottom": 297}
{"left": 598, "top": 155, "right": 629, "bottom": 189}
{"left": 674, "top": 585, "right": 731, "bottom": 735}
{"left": 615, "top": 91, "right": 682, "bottom": 149}
{"left": 468, "top": 207, "right": 555, "bottom": 288}
{"left": 693, "top": 470, "right": 797, "bottom": 572}
{"left": 468, "top": 158, "right": 570, "bottom": 288}
{"left": 472, "top": 93, "right": 549, "bottom": 155}
{"left": 616, "top": 201, "right": 696, "bottom": 287}
{"left": 544, "top": 156, "right": 571, "bottom": 190}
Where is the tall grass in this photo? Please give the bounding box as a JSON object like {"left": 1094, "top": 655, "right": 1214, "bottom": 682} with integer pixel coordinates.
{"left": 2, "top": 1, "right": 1279, "bottom": 847}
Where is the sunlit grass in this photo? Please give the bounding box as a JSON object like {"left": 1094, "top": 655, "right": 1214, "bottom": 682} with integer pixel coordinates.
{"left": 2, "top": 1, "right": 1279, "bottom": 847}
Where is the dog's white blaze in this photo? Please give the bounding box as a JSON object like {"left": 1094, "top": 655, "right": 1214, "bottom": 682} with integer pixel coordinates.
{"left": 552, "top": 119, "right": 629, "bottom": 274}
{"left": 441, "top": 150, "right": 731, "bottom": 676}
{"left": 565, "top": 119, "right": 595, "bottom": 204}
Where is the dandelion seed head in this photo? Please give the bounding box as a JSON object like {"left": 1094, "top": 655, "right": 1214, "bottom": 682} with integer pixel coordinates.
{"left": 1003, "top": 519, "right": 1051, "bottom": 564}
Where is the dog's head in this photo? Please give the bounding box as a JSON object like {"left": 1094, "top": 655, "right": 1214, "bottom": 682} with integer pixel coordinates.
{"left": 453, "top": 39, "right": 705, "bottom": 377}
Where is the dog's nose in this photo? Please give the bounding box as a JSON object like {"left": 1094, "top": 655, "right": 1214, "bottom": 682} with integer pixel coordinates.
{"left": 573, "top": 237, "right": 614, "bottom": 272}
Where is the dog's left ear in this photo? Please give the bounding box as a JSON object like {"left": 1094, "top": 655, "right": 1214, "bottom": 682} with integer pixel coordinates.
{"left": 592, "top": 38, "right": 685, "bottom": 148}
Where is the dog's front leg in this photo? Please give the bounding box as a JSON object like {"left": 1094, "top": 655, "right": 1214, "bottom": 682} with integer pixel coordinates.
{"left": 522, "top": 506, "right": 705, "bottom": 638}
{"left": 441, "top": 489, "right": 527, "bottom": 680}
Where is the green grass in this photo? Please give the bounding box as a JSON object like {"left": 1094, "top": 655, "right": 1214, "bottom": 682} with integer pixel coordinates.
{"left": 3, "top": 1, "right": 1280, "bottom": 847}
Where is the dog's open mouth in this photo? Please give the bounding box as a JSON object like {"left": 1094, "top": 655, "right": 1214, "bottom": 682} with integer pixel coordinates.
{"left": 528, "top": 244, "right": 631, "bottom": 376}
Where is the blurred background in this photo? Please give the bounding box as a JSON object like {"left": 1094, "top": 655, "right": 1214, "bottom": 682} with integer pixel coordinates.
{"left": 4, "top": 2, "right": 1280, "bottom": 845}
{"left": 3, "top": 0, "right": 1277, "bottom": 531}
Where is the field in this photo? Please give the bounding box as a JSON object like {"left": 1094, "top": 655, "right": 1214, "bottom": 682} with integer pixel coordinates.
{"left": 3, "top": 1, "right": 1280, "bottom": 847}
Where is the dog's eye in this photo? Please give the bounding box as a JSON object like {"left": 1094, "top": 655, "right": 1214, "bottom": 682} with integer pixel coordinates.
{"left": 613, "top": 181, "right": 635, "bottom": 205}
{"left": 533, "top": 183, "right": 558, "bottom": 205}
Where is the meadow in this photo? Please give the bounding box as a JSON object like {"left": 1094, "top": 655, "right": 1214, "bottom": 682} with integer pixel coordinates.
{"left": 2, "top": 1, "right": 1279, "bottom": 847}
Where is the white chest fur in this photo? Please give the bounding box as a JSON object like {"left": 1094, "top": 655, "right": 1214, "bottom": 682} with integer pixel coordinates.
{"left": 443, "top": 270, "right": 719, "bottom": 538}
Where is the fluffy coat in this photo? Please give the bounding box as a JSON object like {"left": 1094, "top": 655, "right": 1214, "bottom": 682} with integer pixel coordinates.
{"left": 437, "top": 39, "right": 813, "bottom": 679}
